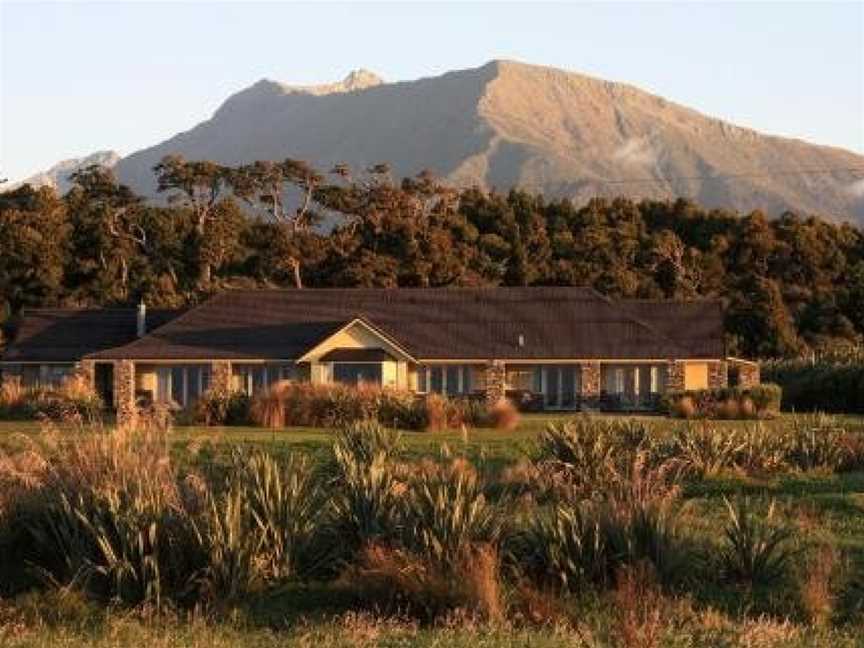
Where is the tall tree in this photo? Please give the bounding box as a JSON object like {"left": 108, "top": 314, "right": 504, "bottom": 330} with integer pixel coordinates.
{"left": 153, "top": 155, "right": 231, "bottom": 286}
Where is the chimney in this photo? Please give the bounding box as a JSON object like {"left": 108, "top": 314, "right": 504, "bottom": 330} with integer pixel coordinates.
{"left": 136, "top": 300, "right": 146, "bottom": 337}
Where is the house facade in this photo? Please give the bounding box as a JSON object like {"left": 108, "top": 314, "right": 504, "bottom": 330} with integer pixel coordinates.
{"left": 0, "top": 287, "right": 760, "bottom": 426}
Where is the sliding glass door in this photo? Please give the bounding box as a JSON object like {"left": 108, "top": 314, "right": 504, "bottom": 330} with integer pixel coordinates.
{"left": 539, "top": 365, "right": 581, "bottom": 410}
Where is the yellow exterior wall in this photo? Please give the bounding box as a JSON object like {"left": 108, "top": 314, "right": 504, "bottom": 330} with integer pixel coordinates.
{"left": 302, "top": 321, "right": 412, "bottom": 389}
{"left": 303, "top": 322, "right": 405, "bottom": 361}
{"left": 381, "top": 361, "right": 398, "bottom": 387}
{"left": 136, "top": 365, "right": 157, "bottom": 394}
{"left": 684, "top": 363, "right": 709, "bottom": 390}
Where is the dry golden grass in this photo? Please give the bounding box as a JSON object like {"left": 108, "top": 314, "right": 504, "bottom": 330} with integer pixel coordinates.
{"left": 799, "top": 545, "right": 839, "bottom": 626}
{"left": 610, "top": 562, "right": 666, "bottom": 648}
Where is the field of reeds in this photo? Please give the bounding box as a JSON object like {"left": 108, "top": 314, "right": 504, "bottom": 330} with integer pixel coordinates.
{"left": 1, "top": 413, "right": 864, "bottom": 647}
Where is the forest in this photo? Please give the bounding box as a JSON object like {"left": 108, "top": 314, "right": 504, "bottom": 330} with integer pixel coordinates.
{"left": 2, "top": 155, "right": 863, "bottom": 359}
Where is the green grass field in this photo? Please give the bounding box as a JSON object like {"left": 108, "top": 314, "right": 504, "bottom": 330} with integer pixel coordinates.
{"left": 3, "top": 413, "right": 864, "bottom": 647}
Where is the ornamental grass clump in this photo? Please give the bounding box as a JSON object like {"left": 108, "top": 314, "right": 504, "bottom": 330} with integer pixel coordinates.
{"left": 0, "top": 418, "right": 210, "bottom": 608}
{"left": 242, "top": 452, "right": 323, "bottom": 580}
{"left": 719, "top": 497, "right": 796, "bottom": 586}
{"left": 511, "top": 450, "right": 688, "bottom": 591}
{"left": 402, "top": 458, "right": 502, "bottom": 566}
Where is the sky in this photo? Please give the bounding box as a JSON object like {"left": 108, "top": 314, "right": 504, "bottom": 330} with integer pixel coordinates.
{"left": 1, "top": 1, "right": 862, "bottom": 182}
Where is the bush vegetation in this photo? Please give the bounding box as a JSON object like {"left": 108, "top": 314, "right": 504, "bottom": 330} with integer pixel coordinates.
{"left": 762, "top": 359, "right": 864, "bottom": 413}
{"left": 0, "top": 375, "right": 103, "bottom": 421}
{"left": 1, "top": 413, "right": 863, "bottom": 644}
{"left": 662, "top": 383, "right": 782, "bottom": 419}
{"left": 191, "top": 381, "right": 520, "bottom": 432}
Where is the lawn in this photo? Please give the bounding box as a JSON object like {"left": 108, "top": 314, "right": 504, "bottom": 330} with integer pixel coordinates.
{"left": 3, "top": 412, "right": 864, "bottom": 647}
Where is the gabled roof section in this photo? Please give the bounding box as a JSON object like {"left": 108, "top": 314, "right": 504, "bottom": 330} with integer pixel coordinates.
{"left": 2, "top": 308, "right": 180, "bottom": 363}
{"left": 85, "top": 287, "right": 723, "bottom": 362}
{"left": 296, "top": 317, "right": 417, "bottom": 363}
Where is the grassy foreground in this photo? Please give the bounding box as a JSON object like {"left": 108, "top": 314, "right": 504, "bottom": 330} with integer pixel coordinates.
{"left": 2, "top": 414, "right": 864, "bottom": 647}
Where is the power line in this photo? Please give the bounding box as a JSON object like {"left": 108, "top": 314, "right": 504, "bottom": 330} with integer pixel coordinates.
{"left": 595, "top": 166, "right": 864, "bottom": 186}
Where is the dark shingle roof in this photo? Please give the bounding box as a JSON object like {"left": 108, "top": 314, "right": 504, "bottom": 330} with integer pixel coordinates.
{"left": 87, "top": 288, "right": 723, "bottom": 361}
{"left": 2, "top": 308, "right": 180, "bottom": 363}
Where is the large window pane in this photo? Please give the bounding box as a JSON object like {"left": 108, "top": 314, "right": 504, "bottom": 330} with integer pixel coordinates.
{"left": 446, "top": 366, "right": 461, "bottom": 395}
{"left": 171, "top": 367, "right": 185, "bottom": 405}
{"left": 561, "top": 366, "right": 575, "bottom": 407}
{"left": 546, "top": 367, "right": 560, "bottom": 407}
{"left": 333, "top": 363, "right": 382, "bottom": 386}
{"left": 430, "top": 367, "right": 443, "bottom": 393}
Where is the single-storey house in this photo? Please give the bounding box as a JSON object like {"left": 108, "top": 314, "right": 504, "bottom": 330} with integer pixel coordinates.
{"left": 0, "top": 287, "right": 760, "bottom": 425}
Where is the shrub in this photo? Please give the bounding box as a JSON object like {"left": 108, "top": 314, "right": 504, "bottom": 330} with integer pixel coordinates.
{"left": 5, "top": 421, "right": 208, "bottom": 608}
{"left": 200, "top": 484, "right": 258, "bottom": 601}
{"left": 719, "top": 498, "right": 795, "bottom": 586}
{"left": 242, "top": 452, "right": 323, "bottom": 580}
{"left": 798, "top": 545, "right": 838, "bottom": 627}
{"left": 194, "top": 389, "right": 251, "bottom": 426}
{"left": 486, "top": 399, "right": 520, "bottom": 431}
{"left": 663, "top": 384, "right": 782, "bottom": 420}
{"left": 672, "top": 395, "right": 696, "bottom": 419}
{"left": 403, "top": 458, "right": 502, "bottom": 565}
{"left": 343, "top": 542, "right": 504, "bottom": 623}
{"left": 0, "top": 380, "right": 104, "bottom": 422}
{"left": 672, "top": 426, "right": 744, "bottom": 478}
{"left": 328, "top": 444, "right": 404, "bottom": 553}
{"left": 748, "top": 383, "right": 782, "bottom": 417}
{"left": 762, "top": 359, "right": 864, "bottom": 413}
{"left": 333, "top": 421, "right": 403, "bottom": 465}
{"left": 611, "top": 562, "right": 666, "bottom": 648}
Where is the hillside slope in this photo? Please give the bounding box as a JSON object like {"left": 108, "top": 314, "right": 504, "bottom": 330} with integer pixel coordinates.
{"left": 111, "top": 60, "right": 864, "bottom": 221}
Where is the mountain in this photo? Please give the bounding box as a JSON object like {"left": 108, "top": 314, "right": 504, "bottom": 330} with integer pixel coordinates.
{"left": 9, "top": 151, "right": 121, "bottom": 194}
{"left": 101, "top": 62, "right": 864, "bottom": 222}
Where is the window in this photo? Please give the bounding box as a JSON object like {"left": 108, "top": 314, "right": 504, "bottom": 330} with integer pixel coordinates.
{"left": 446, "top": 366, "right": 461, "bottom": 396}
{"left": 650, "top": 366, "right": 660, "bottom": 393}
{"left": 157, "top": 365, "right": 211, "bottom": 407}
{"left": 333, "top": 362, "right": 382, "bottom": 385}
{"left": 421, "top": 365, "right": 476, "bottom": 395}
{"left": 505, "top": 367, "right": 536, "bottom": 391}
{"left": 615, "top": 368, "right": 625, "bottom": 394}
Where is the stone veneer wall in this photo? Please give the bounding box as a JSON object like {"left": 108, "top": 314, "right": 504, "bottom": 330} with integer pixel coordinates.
{"left": 579, "top": 361, "right": 600, "bottom": 397}
{"left": 737, "top": 363, "right": 760, "bottom": 389}
{"left": 484, "top": 360, "right": 506, "bottom": 404}
{"left": 707, "top": 361, "right": 728, "bottom": 389}
{"left": 113, "top": 360, "right": 137, "bottom": 429}
{"left": 77, "top": 360, "right": 96, "bottom": 390}
{"left": 210, "top": 361, "right": 232, "bottom": 394}
{"left": 578, "top": 362, "right": 601, "bottom": 410}
{"left": 666, "top": 361, "right": 686, "bottom": 392}
{"left": 0, "top": 369, "right": 21, "bottom": 390}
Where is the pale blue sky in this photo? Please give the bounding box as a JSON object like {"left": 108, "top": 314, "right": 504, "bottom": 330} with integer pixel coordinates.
{"left": 1, "top": 1, "right": 862, "bottom": 182}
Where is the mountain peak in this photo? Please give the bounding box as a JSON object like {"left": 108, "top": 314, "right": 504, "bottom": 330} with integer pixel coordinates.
{"left": 115, "top": 61, "right": 864, "bottom": 222}
{"left": 341, "top": 69, "right": 384, "bottom": 91}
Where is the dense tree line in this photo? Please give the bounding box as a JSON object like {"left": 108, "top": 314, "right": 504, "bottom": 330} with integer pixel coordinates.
{"left": 2, "top": 156, "right": 863, "bottom": 358}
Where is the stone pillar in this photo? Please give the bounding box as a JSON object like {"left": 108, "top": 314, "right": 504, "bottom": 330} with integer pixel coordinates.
{"left": 0, "top": 368, "right": 22, "bottom": 392}
{"left": 113, "top": 360, "right": 137, "bottom": 429}
{"left": 578, "top": 362, "right": 601, "bottom": 411}
{"left": 484, "top": 360, "right": 506, "bottom": 405}
{"left": 666, "top": 361, "right": 685, "bottom": 392}
{"left": 708, "top": 361, "right": 728, "bottom": 389}
{"left": 76, "top": 360, "right": 96, "bottom": 391}
{"left": 210, "top": 360, "right": 232, "bottom": 394}
{"left": 738, "top": 363, "right": 760, "bottom": 389}
{"left": 579, "top": 362, "right": 600, "bottom": 401}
